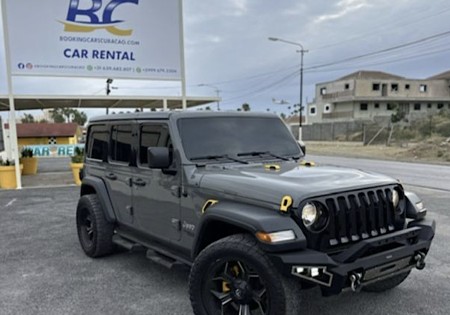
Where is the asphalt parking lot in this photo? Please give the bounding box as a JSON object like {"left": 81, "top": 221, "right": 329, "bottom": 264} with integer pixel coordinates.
{"left": 1, "top": 162, "right": 449, "bottom": 314}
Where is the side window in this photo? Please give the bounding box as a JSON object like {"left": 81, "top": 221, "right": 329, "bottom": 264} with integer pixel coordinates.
{"left": 140, "top": 125, "right": 163, "bottom": 164}
{"left": 87, "top": 125, "right": 108, "bottom": 161}
{"left": 110, "top": 125, "right": 133, "bottom": 163}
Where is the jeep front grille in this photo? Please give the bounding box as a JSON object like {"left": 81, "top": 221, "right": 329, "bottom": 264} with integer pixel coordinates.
{"left": 326, "top": 188, "right": 397, "bottom": 246}
{"left": 297, "top": 185, "right": 405, "bottom": 251}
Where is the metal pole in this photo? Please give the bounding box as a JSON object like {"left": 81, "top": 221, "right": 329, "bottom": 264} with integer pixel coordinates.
{"left": 268, "top": 37, "right": 307, "bottom": 141}
{"left": 299, "top": 50, "right": 304, "bottom": 141}
{"left": 179, "top": 0, "right": 187, "bottom": 110}
{"left": 216, "top": 89, "right": 220, "bottom": 111}
{"left": 1, "top": 0, "right": 22, "bottom": 189}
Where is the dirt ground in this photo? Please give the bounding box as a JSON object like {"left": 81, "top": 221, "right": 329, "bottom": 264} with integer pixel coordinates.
{"left": 307, "top": 137, "right": 450, "bottom": 165}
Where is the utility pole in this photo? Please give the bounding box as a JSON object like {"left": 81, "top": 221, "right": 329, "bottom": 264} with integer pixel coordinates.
{"left": 269, "top": 37, "right": 308, "bottom": 141}
{"left": 198, "top": 84, "right": 221, "bottom": 111}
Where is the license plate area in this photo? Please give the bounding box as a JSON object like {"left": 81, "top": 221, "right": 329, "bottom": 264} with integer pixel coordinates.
{"left": 363, "top": 256, "right": 412, "bottom": 282}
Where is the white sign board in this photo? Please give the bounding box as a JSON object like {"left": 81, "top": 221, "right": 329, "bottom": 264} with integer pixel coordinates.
{"left": 3, "top": 0, "right": 182, "bottom": 80}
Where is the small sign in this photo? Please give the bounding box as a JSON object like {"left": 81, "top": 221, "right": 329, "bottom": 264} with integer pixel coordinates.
{"left": 23, "top": 144, "right": 85, "bottom": 157}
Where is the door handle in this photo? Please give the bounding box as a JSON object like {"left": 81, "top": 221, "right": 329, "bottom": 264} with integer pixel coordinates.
{"left": 133, "top": 178, "right": 146, "bottom": 187}
{"left": 105, "top": 172, "right": 117, "bottom": 180}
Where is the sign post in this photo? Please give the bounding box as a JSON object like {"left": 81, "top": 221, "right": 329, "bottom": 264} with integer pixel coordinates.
{"left": 1, "top": 0, "right": 22, "bottom": 188}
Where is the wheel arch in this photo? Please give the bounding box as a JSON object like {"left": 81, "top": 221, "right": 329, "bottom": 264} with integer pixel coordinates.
{"left": 192, "top": 201, "right": 307, "bottom": 259}
{"left": 80, "top": 176, "right": 117, "bottom": 223}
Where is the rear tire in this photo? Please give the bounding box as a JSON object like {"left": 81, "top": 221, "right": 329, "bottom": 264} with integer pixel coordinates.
{"left": 76, "top": 194, "right": 114, "bottom": 258}
{"left": 189, "top": 234, "right": 301, "bottom": 315}
{"left": 363, "top": 271, "right": 411, "bottom": 293}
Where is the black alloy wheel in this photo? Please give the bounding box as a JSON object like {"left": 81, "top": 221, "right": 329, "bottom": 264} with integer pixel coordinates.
{"left": 76, "top": 194, "right": 114, "bottom": 258}
{"left": 205, "top": 259, "right": 269, "bottom": 315}
{"left": 189, "top": 234, "right": 301, "bottom": 315}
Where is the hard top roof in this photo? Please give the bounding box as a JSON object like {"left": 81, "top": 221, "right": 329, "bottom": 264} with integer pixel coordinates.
{"left": 89, "top": 111, "right": 278, "bottom": 123}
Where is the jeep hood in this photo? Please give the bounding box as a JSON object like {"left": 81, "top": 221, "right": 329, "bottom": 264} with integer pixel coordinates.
{"left": 197, "top": 162, "right": 397, "bottom": 208}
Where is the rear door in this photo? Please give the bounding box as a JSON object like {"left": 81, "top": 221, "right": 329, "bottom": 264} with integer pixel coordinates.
{"left": 103, "top": 123, "right": 135, "bottom": 226}
{"left": 131, "top": 122, "right": 181, "bottom": 241}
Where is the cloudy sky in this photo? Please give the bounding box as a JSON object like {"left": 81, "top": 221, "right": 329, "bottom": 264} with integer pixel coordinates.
{"left": 1, "top": 0, "right": 450, "bottom": 119}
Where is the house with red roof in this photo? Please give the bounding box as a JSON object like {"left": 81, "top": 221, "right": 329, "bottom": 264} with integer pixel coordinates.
{"left": 9, "top": 123, "right": 82, "bottom": 146}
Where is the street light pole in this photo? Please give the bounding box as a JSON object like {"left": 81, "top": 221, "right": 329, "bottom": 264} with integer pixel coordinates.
{"left": 268, "top": 37, "right": 308, "bottom": 141}
{"left": 198, "top": 83, "right": 221, "bottom": 111}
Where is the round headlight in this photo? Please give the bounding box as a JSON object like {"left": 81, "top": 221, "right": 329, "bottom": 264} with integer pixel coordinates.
{"left": 392, "top": 190, "right": 399, "bottom": 208}
{"left": 301, "top": 203, "right": 318, "bottom": 227}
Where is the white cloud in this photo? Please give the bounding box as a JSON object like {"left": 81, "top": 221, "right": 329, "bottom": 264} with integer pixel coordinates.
{"left": 229, "top": 0, "right": 248, "bottom": 16}
{"left": 314, "top": 0, "right": 370, "bottom": 24}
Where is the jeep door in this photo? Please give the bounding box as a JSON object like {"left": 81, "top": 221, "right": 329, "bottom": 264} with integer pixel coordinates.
{"left": 103, "top": 123, "right": 134, "bottom": 226}
{"left": 131, "top": 123, "right": 181, "bottom": 241}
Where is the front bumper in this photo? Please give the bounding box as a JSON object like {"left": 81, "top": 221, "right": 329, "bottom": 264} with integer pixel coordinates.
{"left": 269, "top": 218, "right": 435, "bottom": 296}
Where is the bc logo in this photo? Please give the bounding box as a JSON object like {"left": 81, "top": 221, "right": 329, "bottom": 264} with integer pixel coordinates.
{"left": 61, "top": 0, "right": 139, "bottom": 36}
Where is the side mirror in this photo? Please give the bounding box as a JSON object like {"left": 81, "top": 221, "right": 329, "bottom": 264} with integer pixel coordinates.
{"left": 297, "top": 140, "right": 306, "bottom": 155}
{"left": 147, "top": 147, "right": 171, "bottom": 169}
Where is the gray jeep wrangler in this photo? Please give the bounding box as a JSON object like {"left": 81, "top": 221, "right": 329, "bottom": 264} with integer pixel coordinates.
{"left": 76, "top": 112, "right": 435, "bottom": 315}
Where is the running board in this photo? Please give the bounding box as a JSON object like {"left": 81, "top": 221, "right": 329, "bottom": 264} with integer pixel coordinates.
{"left": 112, "top": 235, "right": 145, "bottom": 252}
{"left": 146, "top": 250, "right": 184, "bottom": 269}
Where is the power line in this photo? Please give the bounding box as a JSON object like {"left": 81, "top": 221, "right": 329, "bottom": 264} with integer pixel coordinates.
{"left": 306, "top": 45, "right": 450, "bottom": 74}
{"left": 305, "top": 30, "right": 450, "bottom": 71}
{"left": 310, "top": 4, "right": 450, "bottom": 51}
{"left": 221, "top": 69, "right": 300, "bottom": 104}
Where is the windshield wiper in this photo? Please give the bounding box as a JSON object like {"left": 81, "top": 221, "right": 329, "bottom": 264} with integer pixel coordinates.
{"left": 237, "top": 151, "right": 291, "bottom": 161}
{"left": 190, "top": 154, "right": 249, "bottom": 164}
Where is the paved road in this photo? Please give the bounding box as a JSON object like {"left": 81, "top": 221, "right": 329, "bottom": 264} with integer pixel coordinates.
{"left": 21, "top": 158, "right": 74, "bottom": 188}
{"left": 1, "top": 157, "right": 448, "bottom": 315}
{"left": 307, "top": 154, "right": 450, "bottom": 192}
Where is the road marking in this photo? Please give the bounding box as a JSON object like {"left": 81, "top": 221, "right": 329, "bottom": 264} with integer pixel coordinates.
{"left": 5, "top": 199, "right": 17, "bottom": 208}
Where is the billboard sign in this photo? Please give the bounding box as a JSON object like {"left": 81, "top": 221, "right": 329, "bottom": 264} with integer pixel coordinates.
{"left": 3, "top": 0, "right": 182, "bottom": 80}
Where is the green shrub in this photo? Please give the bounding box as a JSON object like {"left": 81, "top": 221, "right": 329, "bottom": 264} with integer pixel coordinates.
{"left": 71, "top": 147, "right": 85, "bottom": 163}
{"left": 435, "top": 121, "right": 450, "bottom": 137}
{"left": 0, "top": 158, "right": 15, "bottom": 166}
{"left": 21, "top": 148, "right": 33, "bottom": 158}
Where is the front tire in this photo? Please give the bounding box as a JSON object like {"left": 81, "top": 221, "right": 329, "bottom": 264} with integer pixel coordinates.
{"left": 76, "top": 194, "right": 114, "bottom": 258}
{"left": 363, "top": 271, "right": 411, "bottom": 293}
{"left": 189, "top": 234, "right": 300, "bottom": 315}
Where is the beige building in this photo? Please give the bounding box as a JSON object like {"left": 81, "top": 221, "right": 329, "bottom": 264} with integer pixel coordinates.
{"left": 308, "top": 70, "right": 450, "bottom": 124}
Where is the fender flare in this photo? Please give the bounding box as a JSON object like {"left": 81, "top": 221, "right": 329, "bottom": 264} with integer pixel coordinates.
{"left": 192, "top": 201, "right": 307, "bottom": 257}
{"left": 80, "top": 176, "right": 117, "bottom": 223}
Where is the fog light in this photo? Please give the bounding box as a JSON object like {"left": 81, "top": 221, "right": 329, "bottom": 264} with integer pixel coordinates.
{"left": 291, "top": 266, "right": 333, "bottom": 287}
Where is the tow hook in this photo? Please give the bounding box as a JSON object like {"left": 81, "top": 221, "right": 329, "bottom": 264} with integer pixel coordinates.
{"left": 414, "top": 252, "right": 426, "bottom": 270}
{"left": 349, "top": 272, "right": 363, "bottom": 292}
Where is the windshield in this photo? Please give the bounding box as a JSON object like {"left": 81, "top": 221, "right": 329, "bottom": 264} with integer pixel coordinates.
{"left": 178, "top": 116, "right": 302, "bottom": 161}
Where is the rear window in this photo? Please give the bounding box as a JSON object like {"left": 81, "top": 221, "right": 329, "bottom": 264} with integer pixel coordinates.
{"left": 87, "top": 125, "right": 108, "bottom": 161}
{"left": 110, "top": 125, "right": 133, "bottom": 163}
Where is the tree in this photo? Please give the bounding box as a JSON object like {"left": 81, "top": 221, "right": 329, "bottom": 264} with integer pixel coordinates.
{"left": 50, "top": 108, "right": 88, "bottom": 125}
{"left": 50, "top": 108, "right": 67, "bottom": 123}
{"left": 72, "top": 110, "right": 88, "bottom": 126}
{"left": 390, "top": 103, "right": 405, "bottom": 123}
{"left": 241, "top": 103, "right": 251, "bottom": 112}
{"left": 38, "top": 119, "right": 48, "bottom": 124}
{"left": 21, "top": 114, "right": 35, "bottom": 123}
